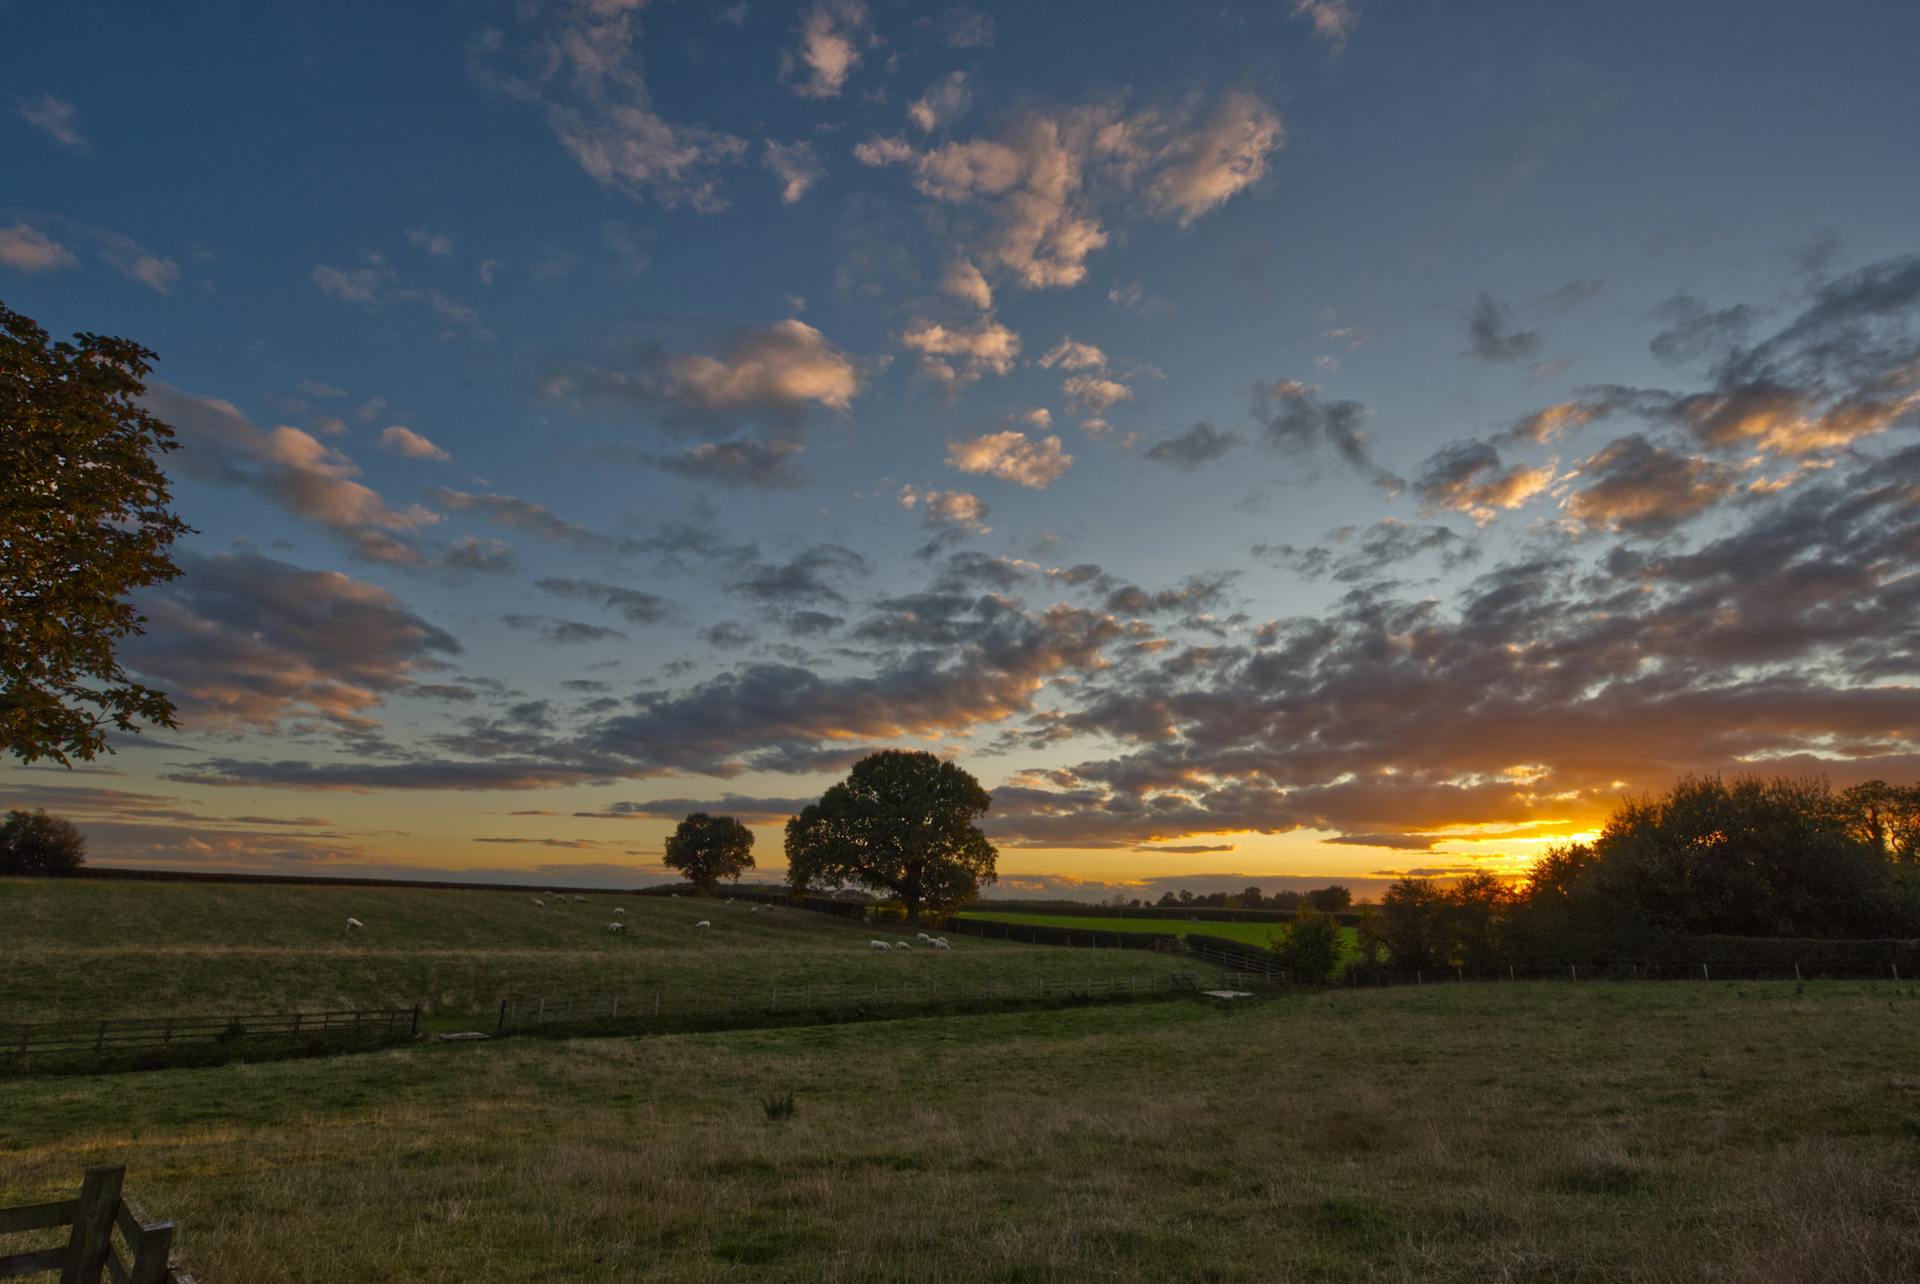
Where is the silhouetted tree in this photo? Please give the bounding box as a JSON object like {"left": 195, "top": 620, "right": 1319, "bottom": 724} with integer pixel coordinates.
{"left": 1840, "top": 780, "right": 1920, "bottom": 863}
{"left": 1241, "top": 885, "right": 1264, "bottom": 909}
{"left": 1376, "top": 877, "right": 1451, "bottom": 971}
{"left": 0, "top": 809, "right": 87, "bottom": 876}
{"left": 781, "top": 750, "right": 997, "bottom": 923}
{"left": 1271, "top": 903, "right": 1343, "bottom": 983}
{"left": 3, "top": 303, "right": 191, "bottom": 765}
{"left": 1306, "top": 884, "right": 1353, "bottom": 912}
{"left": 664, "top": 812, "right": 755, "bottom": 895}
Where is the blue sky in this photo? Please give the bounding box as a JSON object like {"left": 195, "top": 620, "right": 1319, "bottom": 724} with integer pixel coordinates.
{"left": 6, "top": 0, "right": 1920, "bottom": 899}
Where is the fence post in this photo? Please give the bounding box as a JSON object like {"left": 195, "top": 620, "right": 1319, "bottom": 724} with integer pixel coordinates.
{"left": 497, "top": 998, "right": 508, "bottom": 1034}
{"left": 60, "top": 1164, "right": 124, "bottom": 1284}
{"left": 1794, "top": 964, "right": 1802, "bottom": 983}
{"left": 410, "top": 1004, "right": 421, "bottom": 1037}
{"left": 94, "top": 1020, "right": 107, "bottom": 1054}
{"left": 128, "top": 1218, "right": 174, "bottom": 1284}
{"left": 653, "top": 991, "right": 661, "bottom": 1016}
{"left": 1570, "top": 964, "right": 1577, "bottom": 982}
{"left": 610, "top": 995, "right": 620, "bottom": 1019}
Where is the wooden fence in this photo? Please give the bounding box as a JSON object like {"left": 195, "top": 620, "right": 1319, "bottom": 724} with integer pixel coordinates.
{"left": 0, "top": 1166, "right": 194, "bottom": 1283}
{"left": 0, "top": 1006, "right": 418, "bottom": 1065}
{"left": 498, "top": 970, "right": 1210, "bottom": 1032}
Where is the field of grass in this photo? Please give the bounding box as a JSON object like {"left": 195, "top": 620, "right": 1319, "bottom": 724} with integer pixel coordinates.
{"left": 4, "top": 980, "right": 1919, "bottom": 1281}
{"left": 0, "top": 879, "right": 1214, "bottom": 1031}
{"left": 959, "top": 908, "right": 1361, "bottom": 953}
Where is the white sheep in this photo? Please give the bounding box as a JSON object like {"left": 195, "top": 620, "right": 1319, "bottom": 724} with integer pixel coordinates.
{"left": 724, "top": 897, "right": 734, "bottom": 904}
{"left": 670, "top": 893, "right": 680, "bottom": 899}
{"left": 612, "top": 907, "right": 625, "bottom": 917}
{"left": 916, "top": 931, "right": 931, "bottom": 941}
{"left": 346, "top": 917, "right": 365, "bottom": 930}
{"left": 695, "top": 920, "right": 711, "bottom": 929}
{"left": 869, "top": 939, "right": 891, "bottom": 951}
{"left": 607, "top": 921, "right": 624, "bottom": 933}
{"left": 932, "top": 938, "right": 951, "bottom": 950}
{"left": 572, "top": 895, "right": 586, "bottom": 904}
{"left": 894, "top": 941, "right": 911, "bottom": 951}
{"left": 531, "top": 898, "right": 545, "bottom": 908}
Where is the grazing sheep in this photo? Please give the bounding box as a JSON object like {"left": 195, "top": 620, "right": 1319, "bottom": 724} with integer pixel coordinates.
{"left": 893, "top": 941, "right": 911, "bottom": 951}
{"left": 670, "top": 893, "right": 680, "bottom": 899}
{"left": 346, "top": 917, "right": 365, "bottom": 930}
{"left": 607, "top": 922, "right": 624, "bottom": 933}
{"left": 869, "top": 939, "right": 891, "bottom": 951}
{"left": 724, "top": 897, "right": 734, "bottom": 904}
{"left": 695, "top": 920, "right": 711, "bottom": 929}
{"left": 531, "top": 898, "right": 545, "bottom": 908}
{"left": 612, "top": 906, "right": 625, "bottom": 917}
{"left": 573, "top": 895, "right": 586, "bottom": 904}
{"left": 932, "top": 938, "right": 951, "bottom": 950}
{"left": 916, "top": 932, "right": 931, "bottom": 941}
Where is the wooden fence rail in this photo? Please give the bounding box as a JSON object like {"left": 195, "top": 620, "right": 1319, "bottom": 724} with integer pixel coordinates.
{"left": 1, "top": 1006, "right": 418, "bottom": 1062}
{"left": 0, "top": 1167, "right": 194, "bottom": 1283}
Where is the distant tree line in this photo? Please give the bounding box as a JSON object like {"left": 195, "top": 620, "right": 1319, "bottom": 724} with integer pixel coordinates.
{"left": 1350, "top": 775, "right": 1920, "bottom": 976}
{"left": 1150, "top": 884, "right": 1354, "bottom": 912}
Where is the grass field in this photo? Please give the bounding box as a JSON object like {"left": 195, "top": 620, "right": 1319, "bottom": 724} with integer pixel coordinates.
{"left": 4, "top": 980, "right": 1919, "bottom": 1281}
{"left": 959, "top": 909, "right": 1361, "bottom": 954}
{"left": 0, "top": 879, "right": 1214, "bottom": 1032}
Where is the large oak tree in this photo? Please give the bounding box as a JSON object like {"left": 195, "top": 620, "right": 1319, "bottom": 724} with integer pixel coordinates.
{"left": 664, "top": 812, "right": 756, "bottom": 894}
{"left": 2, "top": 303, "right": 189, "bottom": 764}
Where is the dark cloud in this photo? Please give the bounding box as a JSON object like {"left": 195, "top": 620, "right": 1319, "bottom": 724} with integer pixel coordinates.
{"left": 702, "top": 621, "right": 756, "bottom": 649}
{"left": 1254, "top": 519, "right": 1479, "bottom": 584}
{"left": 442, "top": 536, "right": 516, "bottom": 575}
{"left": 1539, "top": 279, "right": 1604, "bottom": 313}
{"left": 729, "top": 543, "right": 869, "bottom": 606}
{"left": 427, "top": 487, "right": 635, "bottom": 554}
{"left": 579, "top": 795, "right": 813, "bottom": 824}
{"left": 1562, "top": 434, "right": 1734, "bottom": 534}
{"left": 1648, "top": 294, "right": 1760, "bottom": 367}
{"left": 501, "top": 614, "right": 630, "bottom": 645}
{"left": 1463, "top": 292, "right": 1543, "bottom": 362}
{"left": 785, "top": 610, "right": 845, "bottom": 637}
{"left": 1250, "top": 380, "right": 1403, "bottom": 492}
{"left": 1144, "top": 421, "right": 1241, "bottom": 468}
{"left": 534, "top": 577, "right": 676, "bottom": 625}
{"left": 648, "top": 438, "right": 807, "bottom": 489}
{"left": 1412, "top": 438, "right": 1553, "bottom": 522}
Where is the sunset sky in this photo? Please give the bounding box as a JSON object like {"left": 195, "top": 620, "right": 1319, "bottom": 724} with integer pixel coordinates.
{"left": 5, "top": 1, "right": 1920, "bottom": 899}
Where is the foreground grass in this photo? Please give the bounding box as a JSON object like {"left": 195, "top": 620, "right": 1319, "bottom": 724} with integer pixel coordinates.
{"left": 4, "top": 981, "right": 1919, "bottom": 1281}
{"left": 960, "top": 909, "right": 1361, "bottom": 953}
{"left": 0, "top": 879, "right": 1209, "bottom": 1031}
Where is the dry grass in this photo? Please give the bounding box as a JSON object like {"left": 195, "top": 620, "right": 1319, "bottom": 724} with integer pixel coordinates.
{"left": 4, "top": 981, "right": 1919, "bottom": 1280}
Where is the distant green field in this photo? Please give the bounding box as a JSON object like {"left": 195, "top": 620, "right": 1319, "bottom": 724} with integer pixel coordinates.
{"left": 959, "top": 909, "right": 1360, "bottom": 955}
{"left": 0, "top": 878, "right": 1215, "bottom": 1031}
{"left": 5, "top": 982, "right": 1918, "bottom": 1282}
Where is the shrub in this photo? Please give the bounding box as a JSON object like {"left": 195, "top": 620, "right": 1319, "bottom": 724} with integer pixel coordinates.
{"left": 1271, "top": 905, "right": 1344, "bottom": 984}
{"left": 0, "top": 809, "right": 87, "bottom": 876}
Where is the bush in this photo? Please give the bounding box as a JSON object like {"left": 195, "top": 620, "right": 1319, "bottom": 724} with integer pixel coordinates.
{"left": 1271, "top": 905, "right": 1344, "bottom": 984}
{"left": 0, "top": 809, "right": 87, "bottom": 876}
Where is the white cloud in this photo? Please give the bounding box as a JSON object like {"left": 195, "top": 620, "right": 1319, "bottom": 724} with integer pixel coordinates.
{"left": 405, "top": 227, "right": 455, "bottom": 256}
{"left": 93, "top": 229, "right": 179, "bottom": 293}
{"left": 468, "top": 4, "right": 747, "bottom": 212}
{"left": 19, "top": 93, "right": 85, "bottom": 148}
{"left": 902, "top": 316, "right": 1021, "bottom": 383}
{"left": 940, "top": 259, "right": 993, "bottom": 309}
{"left": 908, "top": 71, "right": 971, "bottom": 133}
{"left": 899, "top": 484, "right": 991, "bottom": 535}
{"left": 1039, "top": 336, "right": 1108, "bottom": 371}
{"left": 311, "top": 256, "right": 489, "bottom": 336}
{"left": 1142, "top": 91, "right": 1286, "bottom": 227}
{"left": 947, "top": 430, "right": 1073, "bottom": 488}
{"left": 853, "top": 134, "right": 916, "bottom": 166}
{"left": 1063, "top": 373, "right": 1132, "bottom": 415}
{"left": 379, "top": 425, "right": 452, "bottom": 462}
{"left": 763, "top": 139, "right": 825, "bottom": 204}
{"left": 0, "top": 223, "right": 75, "bottom": 273}
{"left": 1292, "top": 0, "right": 1359, "bottom": 49}
{"left": 781, "top": 0, "right": 871, "bottom": 100}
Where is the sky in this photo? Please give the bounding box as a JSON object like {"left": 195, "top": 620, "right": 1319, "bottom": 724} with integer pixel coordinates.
{"left": 5, "top": 0, "right": 1920, "bottom": 901}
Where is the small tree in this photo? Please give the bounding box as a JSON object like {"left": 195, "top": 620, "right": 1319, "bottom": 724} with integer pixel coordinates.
{"left": 782, "top": 750, "right": 997, "bottom": 923}
{"left": 3, "top": 303, "right": 191, "bottom": 765}
{"left": 663, "top": 812, "right": 755, "bottom": 895}
{"left": 1306, "top": 884, "right": 1353, "bottom": 912}
{"left": 1271, "top": 904, "right": 1343, "bottom": 984}
{"left": 0, "top": 809, "right": 87, "bottom": 876}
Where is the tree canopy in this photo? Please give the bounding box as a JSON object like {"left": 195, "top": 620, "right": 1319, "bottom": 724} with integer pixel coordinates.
{"left": 0, "top": 809, "right": 88, "bottom": 876}
{"left": 663, "top": 812, "right": 756, "bottom": 894}
{"left": 2, "top": 302, "right": 189, "bottom": 765}
{"left": 783, "top": 750, "right": 998, "bottom": 922}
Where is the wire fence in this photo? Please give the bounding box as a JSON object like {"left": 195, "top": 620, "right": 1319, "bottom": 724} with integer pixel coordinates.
{"left": 0, "top": 1006, "right": 418, "bottom": 1068}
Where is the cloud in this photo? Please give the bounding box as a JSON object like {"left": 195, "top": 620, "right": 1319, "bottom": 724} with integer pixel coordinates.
{"left": 552, "top": 318, "right": 862, "bottom": 434}
{"left": 729, "top": 544, "right": 869, "bottom": 607}
{"left": 426, "top": 486, "right": 630, "bottom": 555}
{"left": 92, "top": 229, "right": 179, "bottom": 293}
{"left": 442, "top": 536, "right": 516, "bottom": 575}
{"left": 1144, "top": 422, "right": 1241, "bottom": 469}
{"left": 1255, "top": 518, "right": 1480, "bottom": 584}
{"left": 939, "top": 258, "right": 993, "bottom": 309}
{"left": 468, "top": 1, "right": 748, "bottom": 211}
{"left": 1038, "top": 336, "right": 1107, "bottom": 371}
{"left": 902, "top": 315, "right": 1020, "bottom": 384}
{"left": 947, "top": 430, "right": 1073, "bottom": 488}
{"left": 1142, "top": 90, "right": 1287, "bottom": 227}
{"left": 1290, "top": 0, "right": 1358, "bottom": 49}
{"left": 378, "top": 425, "right": 451, "bottom": 461}
{"left": 0, "top": 222, "right": 74, "bottom": 273}
{"left": 1464, "top": 292, "right": 1543, "bottom": 363}
{"left": 908, "top": 71, "right": 972, "bottom": 133}
{"left": 781, "top": 0, "right": 870, "bottom": 99}
{"left": 145, "top": 384, "right": 438, "bottom": 564}
{"left": 534, "top": 577, "right": 676, "bottom": 625}
{"left": 405, "top": 227, "right": 454, "bottom": 256}
{"left": 125, "top": 552, "right": 460, "bottom": 733}
{"left": 853, "top": 134, "right": 917, "bottom": 166}
{"left": 1560, "top": 435, "right": 1734, "bottom": 534}
{"left": 648, "top": 438, "right": 808, "bottom": 489}
{"left": 899, "top": 485, "right": 991, "bottom": 536}
{"left": 19, "top": 92, "right": 86, "bottom": 147}
{"left": 501, "top": 614, "right": 630, "bottom": 645}
{"left": 934, "top": 5, "right": 994, "bottom": 48}
{"left": 1062, "top": 373, "right": 1132, "bottom": 415}
{"left": 1251, "top": 379, "right": 1403, "bottom": 492}
{"left": 1413, "top": 438, "right": 1555, "bottom": 524}
{"left": 311, "top": 257, "right": 487, "bottom": 335}
{"left": 764, "top": 139, "right": 824, "bottom": 204}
